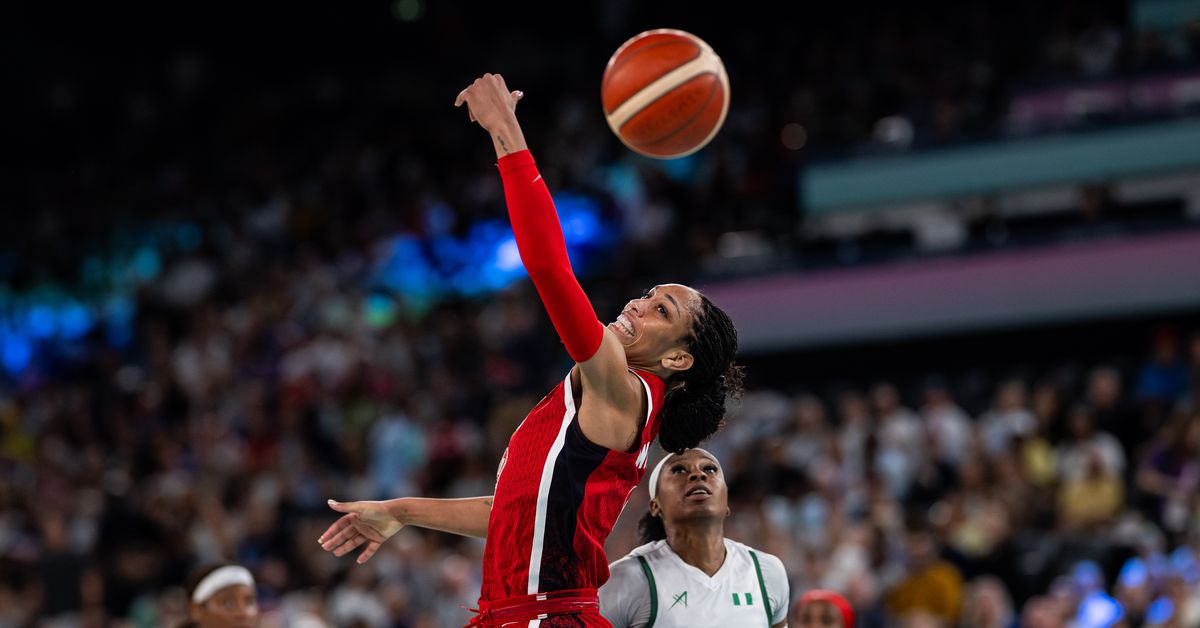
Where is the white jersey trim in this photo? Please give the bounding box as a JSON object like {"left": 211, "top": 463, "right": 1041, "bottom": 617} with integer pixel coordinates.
{"left": 631, "top": 369, "right": 655, "bottom": 469}
{"left": 526, "top": 371, "right": 578, "bottom": 594}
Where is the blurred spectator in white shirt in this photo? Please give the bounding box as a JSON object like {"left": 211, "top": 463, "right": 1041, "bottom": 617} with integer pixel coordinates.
{"left": 919, "top": 377, "right": 972, "bottom": 468}
{"left": 979, "top": 379, "right": 1036, "bottom": 459}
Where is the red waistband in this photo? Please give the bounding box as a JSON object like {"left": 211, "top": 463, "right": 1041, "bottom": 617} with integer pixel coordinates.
{"left": 466, "top": 589, "right": 599, "bottom": 626}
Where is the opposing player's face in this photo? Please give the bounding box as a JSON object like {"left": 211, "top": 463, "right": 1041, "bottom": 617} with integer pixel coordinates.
{"left": 191, "top": 584, "right": 259, "bottom": 628}
{"left": 652, "top": 450, "right": 728, "bottom": 523}
{"left": 608, "top": 284, "right": 701, "bottom": 374}
{"left": 796, "top": 601, "right": 844, "bottom": 628}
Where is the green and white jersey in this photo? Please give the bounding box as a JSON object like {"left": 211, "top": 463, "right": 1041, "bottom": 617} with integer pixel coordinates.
{"left": 600, "top": 539, "right": 789, "bottom": 628}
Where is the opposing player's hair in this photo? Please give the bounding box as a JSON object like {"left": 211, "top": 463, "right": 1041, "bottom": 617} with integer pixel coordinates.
{"left": 658, "top": 293, "right": 742, "bottom": 454}
{"left": 638, "top": 510, "right": 667, "bottom": 544}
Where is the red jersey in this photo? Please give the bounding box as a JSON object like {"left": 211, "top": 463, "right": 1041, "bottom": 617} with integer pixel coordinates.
{"left": 481, "top": 368, "right": 665, "bottom": 605}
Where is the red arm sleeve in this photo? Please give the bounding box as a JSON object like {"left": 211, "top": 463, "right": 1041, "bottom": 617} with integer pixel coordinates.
{"left": 498, "top": 149, "right": 605, "bottom": 363}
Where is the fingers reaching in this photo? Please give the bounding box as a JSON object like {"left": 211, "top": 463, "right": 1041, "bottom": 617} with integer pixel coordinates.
{"left": 317, "top": 514, "right": 353, "bottom": 546}
{"left": 455, "top": 88, "right": 477, "bottom": 122}
{"left": 357, "top": 540, "right": 383, "bottom": 564}
{"left": 319, "top": 515, "right": 361, "bottom": 551}
{"left": 455, "top": 77, "right": 523, "bottom": 112}
{"left": 331, "top": 533, "right": 367, "bottom": 557}
{"left": 319, "top": 502, "right": 399, "bottom": 565}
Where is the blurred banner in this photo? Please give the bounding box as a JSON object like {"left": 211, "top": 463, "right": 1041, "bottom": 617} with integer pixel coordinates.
{"left": 703, "top": 230, "right": 1200, "bottom": 352}
{"left": 1009, "top": 70, "right": 1200, "bottom": 134}
{"left": 801, "top": 117, "right": 1200, "bottom": 213}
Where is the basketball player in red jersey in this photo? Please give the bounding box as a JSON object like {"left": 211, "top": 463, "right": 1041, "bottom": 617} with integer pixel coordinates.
{"left": 316, "top": 73, "right": 742, "bottom": 627}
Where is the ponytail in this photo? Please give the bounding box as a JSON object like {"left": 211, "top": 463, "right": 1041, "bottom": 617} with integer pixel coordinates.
{"left": 658, "top": 293, "right": 742, "bottom": 454}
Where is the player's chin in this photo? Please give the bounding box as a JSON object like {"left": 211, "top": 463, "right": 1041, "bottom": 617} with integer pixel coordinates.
{"left": 679, "top": 496, "right": 722, "bottom": 513}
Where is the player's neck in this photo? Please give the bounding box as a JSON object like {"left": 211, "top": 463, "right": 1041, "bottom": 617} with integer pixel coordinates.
{"left": 666, "top": 525, "right": 726, "bottom": 577}
{"left": 627, "top": 359, "right": 670, "bottom": 381}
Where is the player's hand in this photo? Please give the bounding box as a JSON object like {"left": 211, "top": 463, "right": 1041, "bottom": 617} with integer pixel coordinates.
{"left": 317, "top": 499, "right": 405, "bottom": 564}
{"left": 454, "top": 73, "right": 524, "bottom": 132}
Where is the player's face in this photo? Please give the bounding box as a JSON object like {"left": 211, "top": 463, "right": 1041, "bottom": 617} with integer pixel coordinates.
{"left": 608, "top": 284, "right": 701, "bottom": 373}
{"left": 796, "top": 601, "right": 844, "bottom": 628}
{"left": 653, "top": 450, "right": 728, "bottom": 523}
{"left": 191, "top": 584, "right": 259, "bottom": 628}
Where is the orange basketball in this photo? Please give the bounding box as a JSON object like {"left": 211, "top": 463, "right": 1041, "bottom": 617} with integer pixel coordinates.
{"left": 601, "top": 29, "right": 730, "bottom": 159}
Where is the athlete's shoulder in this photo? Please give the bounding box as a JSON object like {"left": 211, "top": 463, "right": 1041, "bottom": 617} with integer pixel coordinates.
{"left": 606, "top": 542, "right": 659, "bottom": 590}
{"left": 606, "top": 552, "right": 644, "bottom": 583}
{"left": 619, "top": 540, "right": 671, "bottom": 562}
{"left": 629, "top": 368, "right": 666, "bottom": 396}
{"left": 608, "top": 541, "right": 670, "bottom": 592}
{"left": 728, "top": 539, "right": 786, "bottom": 571}
{"left": 601, "top": 544, "right": 658, "bottom": 628}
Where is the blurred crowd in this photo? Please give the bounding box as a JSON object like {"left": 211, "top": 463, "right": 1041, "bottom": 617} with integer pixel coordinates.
{"left": 6, "top": 1, "right": 1200, "bottom": 627}
{"left": 3, "top": 235, "right": 1200, "bottom": 626}
{"left": 697, "top": 329, "right": 1200, "bottom": 627}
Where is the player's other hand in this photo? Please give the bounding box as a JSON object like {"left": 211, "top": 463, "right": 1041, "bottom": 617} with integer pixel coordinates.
{"left": 317, "top": 499, "right": 404, "bottom": 564}
{"left": 454, "top": 73, "right": 524, "bottom": 132}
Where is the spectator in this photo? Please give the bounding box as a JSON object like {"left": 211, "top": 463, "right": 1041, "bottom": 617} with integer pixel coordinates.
{"left": 871, "top": 383, "right": 924, "bottom": 498}
{"left": 884, "top": 520, "right": 964, "bottom": 625}
{"left": 1020, "top": 595, "right": 1068, "bottom": 628}
{"left": 979, "top": 380, "right": 1036, "bottom": 460}
{"left": 941, "top": 458, "right": 1012, "bottom": 562}
{"left": 776, "top": 394, "right": 832, "bottom": 487}
{"left": 920, "top": 378, "right": 972, "bottom": 468}
{"left": 1021, "top": 381, "right": 1061, "bottom": 489}
{"left": 836, "top": 389, "right": 872, "bottom": 485}
{"left": 1086, "top": 367, "right": 1143, "bottom": 469}
{"left": 962, "top": 576, "right": 1016, "bottom": 628}
{"left": 1057, "top": 404, "right": 1126, "bottom": 486}
{"left": 1136, "top": 411, "right": 1200, "bottom": 539}
{"left": 1058, "top": 448, "right": 1124, "bottom": 532}
{"left": 1137, "top": 327, "right": 1190, "bottom": 424}
{"left": 32, "top": 511, "right": 86, "bottom": 623}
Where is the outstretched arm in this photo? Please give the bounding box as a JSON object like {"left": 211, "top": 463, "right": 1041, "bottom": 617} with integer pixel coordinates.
{"left": 497, "top": 149, "right": 606, "bottom": 362}
{"left": 318, "top": 496, "right": 492, "bottom": 563}
{"left": 456, "top": 74, "right": 603, "bottom": 362}
{"left": 456, "top": 74, "right": 644, "bottom": 450}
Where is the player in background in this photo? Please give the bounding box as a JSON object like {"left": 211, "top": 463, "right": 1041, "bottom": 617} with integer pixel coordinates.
{"left": 600, "top": 449, "right": 789, "bottom": 627}
{"left": 317, "top": 73, "right": 742, "bottom": 627}
{"left": 793, "top": 590, "right": 855, "bottom": 628}
{"left": 179, "top": 563, "right": 259, "bottom": 628}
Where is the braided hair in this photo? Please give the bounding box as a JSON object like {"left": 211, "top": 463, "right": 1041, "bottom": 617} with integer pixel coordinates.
{"left": 657, "top": 292, "right": 743, "bottom": 454}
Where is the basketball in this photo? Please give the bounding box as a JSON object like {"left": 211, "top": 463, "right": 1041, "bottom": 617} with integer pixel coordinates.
{"left": 601, "top": 29, "right": 730, "bottom": 159}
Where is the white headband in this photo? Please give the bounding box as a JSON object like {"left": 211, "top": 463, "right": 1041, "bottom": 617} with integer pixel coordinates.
{"left": 648, "top": 448, "right": 718, "bottom": 500}
{"left": 192, "top": 565, "right": 256, "bottom": 604}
